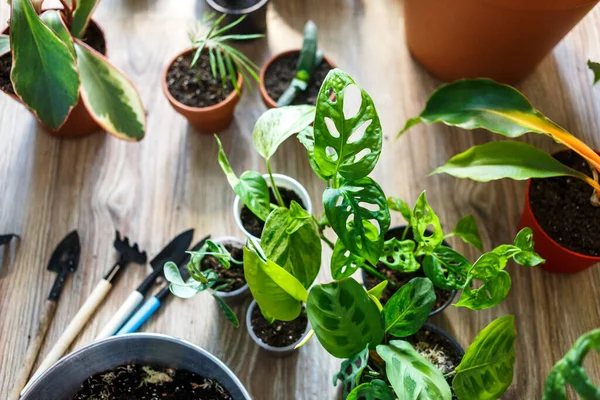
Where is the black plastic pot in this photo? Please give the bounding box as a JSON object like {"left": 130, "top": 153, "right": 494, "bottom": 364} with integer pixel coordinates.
{"left": 206, "top": 0, "right": 269, "bottom": 35}
{"left": 361, "top": 226, "right": 458, "bottom": 317}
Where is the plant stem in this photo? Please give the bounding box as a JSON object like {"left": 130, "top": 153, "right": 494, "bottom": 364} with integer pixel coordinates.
{"left": 320, "top": 233, "right": 335, "bottom": 250}
{"left": 266, "top": 159, "right": 285, "bottom": 208}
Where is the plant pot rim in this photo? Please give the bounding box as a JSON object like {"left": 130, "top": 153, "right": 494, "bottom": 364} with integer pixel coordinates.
{"left": 206, "top": 0, "right": 269, "bottom": 14}
{"left": 418, "top": 322, "right": 465, "bottom": 357}
{"left": 208, "top": 236, "right": 250, "bottom": 299}
{"left": 245, "top": 299, "right": 311, "bottom": 354}
{"left": 161, "top": 47, "right": 244, "bottom": 114}
{"left": 259, "top": 49, "right": 335, "bottom": 108}
{"left": 362, "top": 225, "right": 458, "bottom": 316}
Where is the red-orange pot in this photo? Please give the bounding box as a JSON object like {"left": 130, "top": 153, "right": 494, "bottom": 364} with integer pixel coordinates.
{"left": 405, "top": 0, "right": 599, "bottom": 83}
{"left": 1, "top": 20, "right": 105, "bottom": 138}
{"left": 259, "top": 49, "right": 335, "bottom": 109}
{"left": 162, "top": 48, "right": 243, "bottom": 134}
{"left": 519, "top": 176, "right": 600, "bottom": 274}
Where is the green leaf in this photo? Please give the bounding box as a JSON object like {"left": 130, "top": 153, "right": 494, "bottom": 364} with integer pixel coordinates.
{"left": 379, "top": 238, "right": 419, "bottom": 272}
{"left": 455, "top": 271, "right": 511, "bottom": 310}
{"left": 333, "top": 345, "right": 369, "bottom": 398}
{"left": 243, "top": 246, "right": 305, "bottom": 321}
{"left": 261, "top": 203, "right": 322, "bottom": 288}
{"left": 307, "top": 279, "right": 385, "bottom": 359}
{"left": 297, "top": 126, "right": 328, "bottom": 180}
{"left": 543, "top": 328, "right": 600, "bottom": 400}
{"left": 451, "top": 215, "right": 483, "bottom": 252}
{"left": 39, "top": 11, "right": 75, "bottom": 56}
{"left": 453, "top": 316, "right": 516, "bottom": 400}
{"left": 383, "top": 277, "right": 435, "bottom": 337}
{"left": 0, "top": 35, "right": 9, "bottom": 55}
{"left": 252, "top": 105, "right": 315, "bottom": 160}
{"left": 423, "top": 246, "right": 471, "bottom": 290}
{"left": 10, "top": 0, "right": 79, "bottom": 130}
{"left": 377, "top": 340, "right": 452, "bottom": 400}
{"left": 347, "top": 380, "right": 395, "bottom": 400}
{"left": 164, "top": 261, "right": 184, "bottom": 285}
{"left": 216, "top": 136, "right": 271, "bottom": 221}
{"left": 589, "top": 60, "right": 600, "bottom": 85}
{"left": 388, "top": 196, "right": 413, "bottom": 224}
{"left": 366, "top": 280, "right": 388, "bottom": 300}
{"left": 512, "top": 228, "right": 545, "bottom": 267}
{"left": 70, "top": 0, "right": 99, "bottom": 38}
{"left": 74, "top": 42, "right": 146, "bottom": 141}
{"left": 169, "top": 282, "right": 205, "bottom": 298}
{"left": 432, "top": 141, "right": 589, "bottom": 183}
{"left": 330, "top": 239, "right": 365, "bottom": 280}
{"left": 212, "top": 293, "right": 240, "bottom": 328}
{"left": 323, "top": 177, "right": 390, "bottom": 264}
{"left": 412, "top": 192, "right": 444, "bottom": 254}
{"left": 297, "top": 20, "right": 318, "bottom": 74}
{"left": 313, "top": 69, "right": 383, "bottom": 181}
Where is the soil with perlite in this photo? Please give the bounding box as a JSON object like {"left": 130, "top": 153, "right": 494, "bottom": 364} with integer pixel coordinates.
{"left": 251, "top": 306, "right": 308, "bottom": 348}
{"left": 529, "top": 150, "right": 600, "bottom": 257}
{"left": 72, "top": 364, "right": 233, "bottom": 399}
{"left": 241, "top": 187, "right": 305, "bottom": 238}
{"left": 264, "top": 52, "right": 332, "bottom": 106}
{"left": 200, "top": 242, "right": 245, "bottom": 292}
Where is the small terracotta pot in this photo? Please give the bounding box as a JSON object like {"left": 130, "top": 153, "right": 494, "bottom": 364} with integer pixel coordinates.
{"left": 1, "top": 21, "right": 105, "bottom": 138}
{"left": 162, "top": 48, "right": 243, "bottom": 134}
{"left": 259, "top": 49, "right": 335, "bottom": 109}
{"left": 519, "top": 177, "right": 600, "bottom": 274}
{"left": 405, "top": 0, "right": 600, "bottom": 83}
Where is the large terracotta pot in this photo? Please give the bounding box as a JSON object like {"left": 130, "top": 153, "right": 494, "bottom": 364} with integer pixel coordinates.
{"left": 162, "top": 48, "right": 243, "bottom": 134}
{"left": 405, "top": 0, "right": 599, "bottom": 83}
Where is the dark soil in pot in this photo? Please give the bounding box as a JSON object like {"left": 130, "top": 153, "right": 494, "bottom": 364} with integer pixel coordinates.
{"left": 201, "top": 242, "right": 245, "bottom": 292}
{"left": 264, "top": 52, "right": 332, "bottom": 106}
{"left": 250, "top": 306, "right": 308, "bottom": 348}
{"left": 529, "top": 150, "right": 600, "bottom": 257}
{"left": 166, "top": 51, "right": 235, "bottom": 108}
{"left": 73, "top": 364, "right": 233, "bottom": 399}
{"left": 0, "top": 21, "right": 106, "bottom": 95}
{"left": 241, "top": 187, "right": 305, "bottom": 238}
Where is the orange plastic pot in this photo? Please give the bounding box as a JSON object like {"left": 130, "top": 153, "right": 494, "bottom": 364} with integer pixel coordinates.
{"left": 405, "top": 0, "right": 599, "bottom": 83}
{"left": 162, "top": 48, "right": 243, "bottom": 134}
{"left": 259, "top": 49, "right": 335, "bottom": 109}
{"left": 518, "top": 171, "right": 600, "bottom": 274}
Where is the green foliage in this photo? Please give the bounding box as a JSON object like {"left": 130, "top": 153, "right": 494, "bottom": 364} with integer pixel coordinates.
{"left": 411, "top": 192, "right": 444, "bottom": 254}
{"left": 453, "top": 316, "right": 516, "bottom": 400}
{"left": 212, "top": 293, "right": 239, "bottom": 328}
{"left": 589, "top": 60, "right": 600, "bottom": 85}
{"left": 543, "top": 328, "right": 600, "bottom": 400}
{"left": 330, "top": 239, "right": 366, "bottom": 280}
{"left": 0, "top": 34, "right": 9, "bottom": 55}
{"left": 346, "top": 380, "right": 395, "bottom": 400}
{"left": 39, "top": 10, "right": 74, "bottom": 56}
{"left": 387, "top": 196, "right": 412, "bottom": 224}
{"left": 383, "top": 278, "right": 435, "bottom": 337}
{"left": 333, "top": 345, "right": 369, "bottom": 398}
{"left": 71, "top": 0, "right": 99, "bottom": 39}
{"left": 448, "top": 215, "right": 483, "bottom": 251}
{"left": 422, "top": 245, "right": 471, "bottom": 290}
{"left": 379, "top": 238, "right": 419, "bottom": 272}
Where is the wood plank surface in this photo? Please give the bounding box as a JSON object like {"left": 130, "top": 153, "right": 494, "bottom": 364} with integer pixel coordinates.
{"left": 1, "top": 1, "right": 600, "bottom": 398}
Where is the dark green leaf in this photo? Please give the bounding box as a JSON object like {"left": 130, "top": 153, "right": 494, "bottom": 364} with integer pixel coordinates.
{"left": 39, "top": 11, "right": 74, "bottom": 56}
{"left": 589, "top": 60, "right": 600, "bottom": 85}
{"left": 412, "top": 192, "right": 444, "bottom": 254}
{"left": 383, "top": 277, "right": 435, "bottom": 337}
{"left": 212, "top": 293, "right": 240, "bottom": 328}
{"left": 377, "top": 340, "right": 452, "bottom": 400}
{"left": 387, "top": 196, "right": 413, "bottom": 224}
{"left": 512, "top": 228, "right": 545, "bottom": 267}
{"left": 379, "top": 237, "right": 419, "bottom": 272}
{"left": 323, "top": 177, "right": 390, "bottom": 264}
{"left": 10, "top": 0, "right": 79, "bottom": 130}
{"left": 307, "top": 279, "right": 384, "bottom": 359}
{"left": 333, "top": 345, "right": 369, "bottom": 398}
{"left": 313, "top": 69, "right": 383, "bottom": 181}
{"left": 330, "top": 239, "right": 365, "bottom": 280}
{"left": 422, "top": 246, "right": 470, "bottom": 291}
{"left": 455, "top": 271, "right": 511, "bottom": 310}
{"left": 71, "top": 0, "right": 99, "bottom": 38}
{"left": 453, "top": 316, "right": 516, "bottom": 400}
{"left": 451, "top": 215, "right": 483, "bottom": 251}
{"left": 347, "top": 380, "right": 395, "bottom": 400}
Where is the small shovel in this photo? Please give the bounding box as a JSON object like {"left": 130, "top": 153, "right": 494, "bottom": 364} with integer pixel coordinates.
{"left": 24, "top": 231, "right": 146, "bottom": 393}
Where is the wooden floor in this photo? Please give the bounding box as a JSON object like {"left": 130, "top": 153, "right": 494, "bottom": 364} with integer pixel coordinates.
{"left": 1, "top": 1, "right": 600, "bottom": 398}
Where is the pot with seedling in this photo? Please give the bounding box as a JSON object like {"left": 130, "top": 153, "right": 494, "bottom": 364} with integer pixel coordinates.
{"left": 0, "top": 0, "right": 146, "bottom": 140}
{"left": 401, "top": 78, "right": 600, "bottom": 273}
{"left": 259, "top": 20, "right": 334, "bottom": 108}
{"left": 163, "top": 13, "right": 262, "bottom": 134}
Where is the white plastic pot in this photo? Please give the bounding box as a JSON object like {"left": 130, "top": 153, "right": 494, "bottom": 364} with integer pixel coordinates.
{"left": 209, "top": 236, "right": 249, "bottom": 304}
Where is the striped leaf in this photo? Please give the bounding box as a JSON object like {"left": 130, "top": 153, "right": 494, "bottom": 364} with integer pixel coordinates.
{"left": 70, "top": 0, "right": 100, "bottom": 38}
{"left": 75, "top": 41, "right": 146, "bottom": 141}
{"left": 383, "top": 277, "right": 435, "bottom": 337}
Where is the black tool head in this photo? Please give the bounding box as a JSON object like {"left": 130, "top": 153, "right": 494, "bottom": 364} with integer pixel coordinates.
{"left": 149, "top": 229, "right": 194, "bottom": 272}
{"left": 0, "top": 233, "right": 19, "bottom": 247}
{"left": 114, "top": 231, "right": 147, "bottom": 265}
{"left": 48, "top": 231, "right": 80, "bottom": 273}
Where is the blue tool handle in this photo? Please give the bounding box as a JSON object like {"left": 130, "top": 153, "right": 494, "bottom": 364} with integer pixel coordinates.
{"left": 116, "top": 296, "right": 161, "bottom": 335}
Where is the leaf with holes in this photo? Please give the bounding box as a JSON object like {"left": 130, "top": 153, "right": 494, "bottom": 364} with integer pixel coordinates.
{"left": 450, "top": 215, "right": 483, "bottom": 252}
{"left": 453, "top": 316, "right": 516, "bottom": 400}
{"left": 307, "top": 279, "right": 385, "bottom": 359}
{"left": 313, "top": 69, "right": 383, "bottom": 181}
{"left": 412, "top": 192, "right": 444, "bottom": 254}
{"left": 384, "top": 277, "right": 435, "bottom": 337}
{"left": 455, "top": 271, "right": 511, "bottom": 311}
{"left": 347, "top": 380, "right": 396, "bottom": 400}
{"left": 379, "top": 237, "right": 419, "bottom": 272}
{"left": 512, "top": 228, "right": 545, "bottom": 267}
{"left": 331, "top": 239, "right": 366, "bottom": 280}
{"left": 212, "top": 293, "right": 240, "bottom": 327}
{"left": 323, "top": 177, "right": 390, "bottom": 264}
{"left": 70, "top": 0, "right": 100, "bottom": 38}
{"left": 388, "top": 196, "right": 413, "bottom": 224}
{"left": 377, "top": 340, "right": 452, "bottom": 400}
{"left": 423, "top": 246, "right": 470, "bottom": 290}
{"left": 333, "top": 345, "right": 369, "bottom": 398}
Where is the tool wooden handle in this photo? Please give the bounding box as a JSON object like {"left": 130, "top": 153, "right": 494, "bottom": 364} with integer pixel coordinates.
{"left": 23, "top": 279, "right": 112, "bottom": 394}
{"left": 9, "top": 300, "right": 57, "bottom": 400}
{"left": 95, "top": 290, "right": 144, "bottom": 340}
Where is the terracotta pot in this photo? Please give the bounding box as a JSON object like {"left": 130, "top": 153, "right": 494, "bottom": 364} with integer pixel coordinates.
{"left": 1, "top": 21, "right": 105, "bottom": 138}
{"left": 259, "top": 49, "right": 335, "bottom": 109}
{"left": 405, "top": 0, "right": 600, "bottom": 83}
{"left": 519, "top": 177, "right": 600, "bottom": 274}
{"left": 162, "top": 48, "right": 243, "bottom": 134}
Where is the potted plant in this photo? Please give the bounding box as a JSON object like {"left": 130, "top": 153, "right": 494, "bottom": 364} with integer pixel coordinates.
{"left": 405, "top": 0, "right": 600, "bottom": 83}
{"left": 21, "top": 333, "right": 251, "bottom": 399}
{"left": 401, "top": 78, "right": 600, "bottom": 274}
{"left": 205, "top": 0, "right": 269, "bottom": 35}
{"left": 259, "top": 20, "right": 334, "bottom": 108}
{"left": 0, "top": 0, "right": 146, "bottom": 140}
{"left": 162, "top": 13, "right": 262, "bottom": 134}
